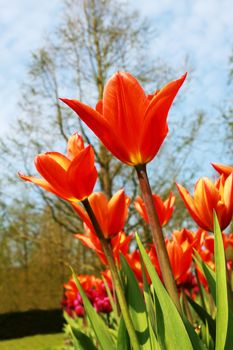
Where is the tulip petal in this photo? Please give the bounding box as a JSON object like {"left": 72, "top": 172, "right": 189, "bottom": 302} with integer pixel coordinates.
{"left": 153, "top": 194, "right": 166, "bottom": 225}
{"left": 74, "top": 233, "right": 100, "bottom": 251}
{"left": 134, "top": 196, "right": 149, "bottom": 223}
{"left": 60, "top": 98, "right": 130, "bottom": 164}
{"left": 35, "top": 154, "right": 73, "bottom": 200}
{"left": 108, "top": 189, "right": 129, "bottom": 236}
{"left": 103, "top": 72, "right": 148, "bottom": 157}
{"left": 140, "top": 74, "right": 186, "bottom": 163}
{"left": 176, "top": 183, "right": 209, "bottom": 230}
{"left": 88, "top": 192, "right": 109, "bottom": 237}
{"left": 67, "top": 133, "right": 84, "bottom": 160}
{"left": 212, "top": 163, "right": 233, "bottom": 177}
{"left": 67, "top": 146, "right": 97, "bottom": 200}
{"left": 194, "top": 178, "right": 219, "bottom": 230}
{"left": 18, "top": 173, "right": 61, "bottom": 197}
{"left": 223, "top": 173, "right": 233, "bottom": 225}
{"left": 146, "top": 73, "right": 187, "bottom": 116}
{"left": 45, "top": 152, "right": 71, "bottom": 170}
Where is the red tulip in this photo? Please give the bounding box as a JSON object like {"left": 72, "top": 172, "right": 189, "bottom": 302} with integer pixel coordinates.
{"left": 177, "top": 174, "right": 233, "bottom": 231}
{"left": 60, "top": 72, "right": 186, "bottom": 166}
{"left": 134, "top": 192, "right": 175, "bottom": 226}
{"left": 72, "top": 190, "right": 130, "bottom": 238}
{"left": 19, "top": 133, "right": 97, "bottom": 201}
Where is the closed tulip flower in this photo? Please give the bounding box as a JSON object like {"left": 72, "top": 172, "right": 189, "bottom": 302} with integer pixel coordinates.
{"left": 177, "top": 174, "right": 233, "bottom": 231}
{"left": 60, "top": 72, "right": 186, "bottom": 166}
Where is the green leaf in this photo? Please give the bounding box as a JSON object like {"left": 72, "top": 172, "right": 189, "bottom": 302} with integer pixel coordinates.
{"left": 136, "top": 234, "right": 194, "bottom": 350}
{"left": 102, "top": 275, "right": 120, "bottom": 323}
{"left": 194, "top": 227, "right": 233, "bottom": 350}
{"left": 214, "top": 212, "right": 228, "bottom": 350}
{"left": 69, "top": 325, "right": 98, "bottom": 350}
{"left": 141, "top": 258, "right": 159, "bottom": 349}
{"left": 120, "top": 254, "right": 151, "bottom": 349}
{"left": 117, "top": 316, "right": 130, "bottom": 350}
{"left": 193, "top": 252, "right": 216, "bottom": 303}
{"left": 183, "top": 314, "right": 208, "bottom": 350}
{"left": 71, "top": 267, "right": 115, "bottom": 350}
{"left": 187, "top": 296, "right": 215, "bottom": 342}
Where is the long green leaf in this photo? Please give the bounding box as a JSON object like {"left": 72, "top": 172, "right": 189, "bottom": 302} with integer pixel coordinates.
{"left": 71, "top": 268, "right": 115, "bottom": 350}
{"left": 136, "top": 234, "right": 194, "bottom": 350}
{"left": 120, "top": 254, "right": 151, "bottom": 349}
{"left": 117, "top": 316, "right": 130, "bottom": 350}
{"left": 141, "top": 257, "right": 159, "bottom": 350}
{"left": 214, "top": 212, "right": 228, "bottom": 350}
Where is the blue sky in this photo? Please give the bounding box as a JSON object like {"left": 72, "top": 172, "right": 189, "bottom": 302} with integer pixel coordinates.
{"left": 1, "top": 0, "right": 233, "bottom": 138}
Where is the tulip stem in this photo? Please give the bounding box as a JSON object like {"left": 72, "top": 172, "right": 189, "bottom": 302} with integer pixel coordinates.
{"left": 82, "top": 198, "right": 140, "bottom": 350}
{"left": 135, "top": 164, "right": 182, "bottom": 313}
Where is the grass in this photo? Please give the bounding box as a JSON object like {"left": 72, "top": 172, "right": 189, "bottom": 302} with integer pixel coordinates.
{"left": 0, "top": 333, "right": 64, "bottom": 350}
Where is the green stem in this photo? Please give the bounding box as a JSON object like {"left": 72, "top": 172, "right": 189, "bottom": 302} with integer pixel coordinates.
{"left": 82, "top": 198, "right": 140, "bottom": 350}
{"left": 135, "top": 164, "right": 181, "bottom": 313}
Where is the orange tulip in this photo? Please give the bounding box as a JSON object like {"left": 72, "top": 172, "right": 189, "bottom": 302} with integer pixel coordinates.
{"left": 72, "top": 190, "right": 130, "bottom": 238}
{"left": 75, "top": 227, "right": 132, "bottom": 265}
{"left": 212, "top": 163, "right": 233, "bottom": 179}
{"left": 172, "top": 228, "right": 206, "bottom": 252}
{"left": 148, "top": 241, "right": 192, "bottom": 286}
{"left": 166, "top": 240, "right": 193, "bottom": 286}
{"left": 19, "top": 133, "right": 97, "bottom": 202}
{"left": 60, "top": 72, "right": 186, "bottom": 166}
{"left": 134, "top": 192, "right": 175, "bottom": 226}
{"left": 125, "top": 250, "right": 146, "bottom": 285}
{"left": 177, "top": 174, "right": 233, "bottom": 231}
{"left": 204, "top": 232, "right": 233, "bottom": 254}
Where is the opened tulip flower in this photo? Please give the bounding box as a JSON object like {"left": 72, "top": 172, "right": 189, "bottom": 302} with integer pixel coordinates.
{"left": 177, "top": 174, "right": 233, "bottom": 231}
{"left": 72, "top": 189, "right": 130, "bottom": 238}
{"left": 60, "top": 72, "right": 186, "bottom": 166}
{"left": 134, "top": 192, "right": 175, "bottom": 226}
{"left": 75, "top": 227, "right": 132, "bottom": 265}
{"left": 19, "top": 133, "right": 97, "bottom": 201}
